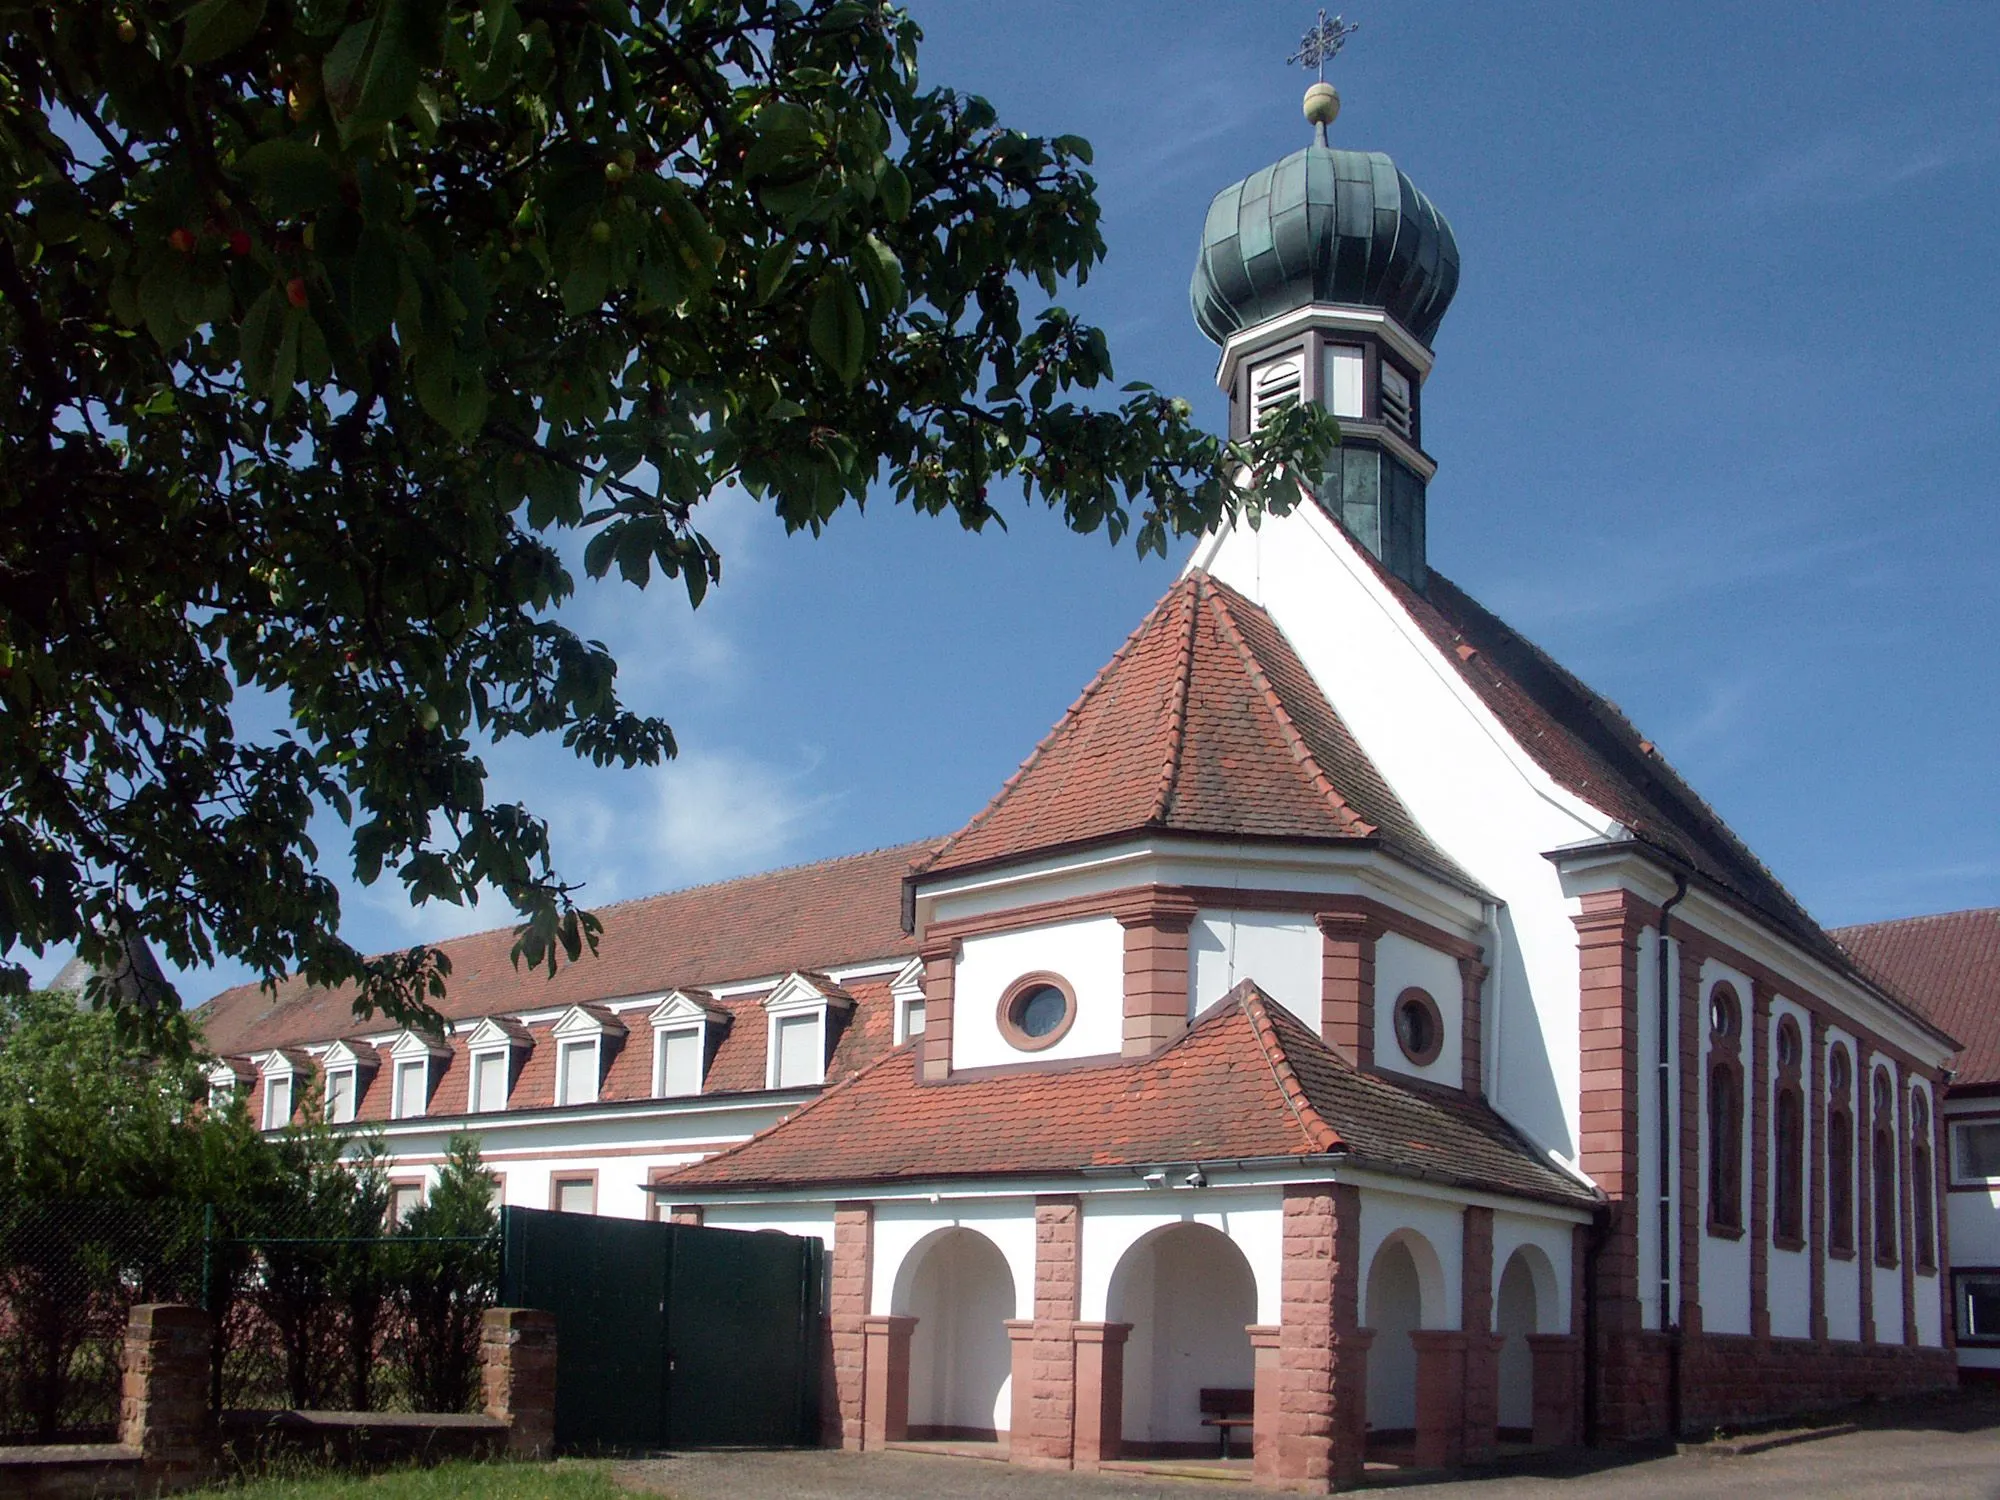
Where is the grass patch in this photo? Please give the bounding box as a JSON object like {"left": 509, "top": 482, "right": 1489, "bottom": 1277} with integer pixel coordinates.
{"left": 194, "top": 1458, "right": 626, "bottom": 1500}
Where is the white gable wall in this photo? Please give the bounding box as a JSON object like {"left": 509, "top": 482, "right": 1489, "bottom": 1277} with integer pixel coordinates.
{"left": 1195, "top": 504, "right": 1615, "bottom": 1163}
{"left": 1373, "top": 931, "right": 1464, "bottom": 1086}
{"left": 952, "top": 917, "right": 1125, "bottom": 1068}
{"left": 1189, "top": 910, "right": 1320, "bottom": 1031}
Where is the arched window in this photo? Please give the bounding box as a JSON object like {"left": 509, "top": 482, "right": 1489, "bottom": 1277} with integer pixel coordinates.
{"left": 1872, "top": 1068, "right": 1899, "bottom": 1268}
{"left": 1773, "top": 1016, "right": 1805, "bottom": 1247}
{"left": 1706, "top": 983, "right": 1744, "bottom": 1233}
{"left": 1911, "top": 1087, "right": 1937, "bottom": 1273}
{"left": 1827, "top": 1043, "right": 1854, "bottom": 1256}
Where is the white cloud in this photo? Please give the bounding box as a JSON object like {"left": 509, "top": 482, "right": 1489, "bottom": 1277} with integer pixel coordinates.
{"left": 1736, "top": 100, "right": 1999, "bottom": 211}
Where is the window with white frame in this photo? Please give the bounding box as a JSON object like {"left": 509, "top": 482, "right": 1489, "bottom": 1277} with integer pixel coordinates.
{"left": 388, "top": 1181, "right": 424, "bottom": 1225}
{"left": 1956, "top": 1272, "right": 2000, "bottom": 1344}
{"left": 558, "top": 1040, "right": 598, "bottom": 1106}
{"left": 1322, "top": 343, "right": 1365, "bottom": 419}
{"left": 1954, "top": 1120, "right": 2000, "bottom": 1182}
{"left": 206, "top": 1061, "right": 246, "bottom": 1108}
{"left": 325, "top": 1068, "right": 355, "bottom": 1124}
{"left": 1378, "top": 360, "right": 1414, "bottom": 439}
{"left": 471, "top": 1049, "right": 509, "bottom": 1113}
{"left": 551, "top": 1005, "right": 625, "bottom": 1107}
{"left": 890, "top": 957, "right": 927, "bottom": 1047}
{"left": 319, "top": 1040, "right": 377, "bottom": 1126}
{"left": 1249, "top": 352, "right": 1303, "bottom": 431}
{"left": 386, "top": 1030, "right": 447, "bottom": 1120}
{"left": 762, "top": 972, "right": 853, "bottom": 1090}
{"left": 262, "top": 1069, "right": 294, "bottom": 1130}
{"left": 552, "top": 1176, "right": 596, "bottom": 1215}
{"left": 648, "top": 991, "right": 727, "bottom": 1099}
{"left": 464, "top": 1017, "right": 530, "bottom": 1114}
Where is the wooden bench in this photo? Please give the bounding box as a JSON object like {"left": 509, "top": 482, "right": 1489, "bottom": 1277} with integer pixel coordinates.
{"left": 1199, "top": 1387, "right": 1255, "bottom": 1458}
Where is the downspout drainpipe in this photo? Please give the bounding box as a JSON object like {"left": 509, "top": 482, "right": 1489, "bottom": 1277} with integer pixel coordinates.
{"left": 1657, "top": 874, "right": 1688, "bottom": 1440}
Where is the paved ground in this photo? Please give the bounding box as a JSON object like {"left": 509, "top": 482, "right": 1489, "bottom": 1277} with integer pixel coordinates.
{"left": 614, "top": 1389, "right": 2000, "bottom": 1499}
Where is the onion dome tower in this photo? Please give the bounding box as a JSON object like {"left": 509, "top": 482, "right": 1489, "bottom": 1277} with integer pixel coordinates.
{"left": 1191, "top": 64, "right": 1459, "bottom": 588}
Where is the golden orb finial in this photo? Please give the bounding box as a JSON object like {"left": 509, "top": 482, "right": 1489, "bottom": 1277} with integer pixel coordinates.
{"left": 1303, "top": 80, "right": 1340, "bottom": 145}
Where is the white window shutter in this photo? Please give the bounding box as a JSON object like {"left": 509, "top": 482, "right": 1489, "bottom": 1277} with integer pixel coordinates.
{"left": 775, "top": 1013, "right": 821, "bottom": 1087}
{"left": 1324, "top": 345, "right": 1365, "bottom": 418}
{"left": 659, "top": 1027, "right": 703, "bottom": 1097}
{"left": 396, "top": 1058, "right": 428, "bottom": 1119}
{"left": 326, "top": 1070, "right": 354, "bottom": 1124}
{"left": 473, "top": 1051, "right": 508, "bottom": 1113}
{"left": 1379, "top": 361, "right": 1414, "bottom": 438}
{"left": 561, "top": 1040, "right": 598, "bottom": 1106}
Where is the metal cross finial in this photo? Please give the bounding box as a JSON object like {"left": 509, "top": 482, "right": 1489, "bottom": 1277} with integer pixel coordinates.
{"left": 1289, "top": 10, "right": 1359, "bottom": 81}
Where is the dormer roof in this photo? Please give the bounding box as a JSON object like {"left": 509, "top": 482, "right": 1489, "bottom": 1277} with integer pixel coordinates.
{"left": 911, "top": 571, "right": 1471, "bottom": 890}
{"left": 322, "top": 1037, "right": 380, "bottom": 1071}
{"left": 465, "top": 1016, "right": 533, "bottom": 1049}
{"left": 387, "top": 1028, "right": 451, "bottom": 1061}
{"left": 763, "top": 972, "right": 855, "bottom": 1016}
{"left": 650, "top": 989, "right": 730, "bottom": 1027}
{"left": 552, "top": 1003, "right": 628, "bottom": 1041}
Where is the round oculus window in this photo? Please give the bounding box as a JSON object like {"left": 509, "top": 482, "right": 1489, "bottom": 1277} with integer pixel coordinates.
{"left": 997, "top": 973, "right": 1077, "bottom": 1052}
{"left": 1776, "top": 1018, "right": 1801, "bottom": 1071}
{"left": 1392, "top": 987, "right": 1444, "bottom": 1067}
{"left": 1708, "top": 983, "right": 1741, "bottom": 1039}
{"left": 1828, "top": 1045, "right": 1851, "bottom": 1095}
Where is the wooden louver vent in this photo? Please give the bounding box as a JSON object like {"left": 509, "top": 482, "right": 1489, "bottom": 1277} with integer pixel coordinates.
{"left": 1250, "top": 354, "right": 1304, "bottom": 431}
{"left": 1379, "top": 362, "right": 1414, "bottom": 440}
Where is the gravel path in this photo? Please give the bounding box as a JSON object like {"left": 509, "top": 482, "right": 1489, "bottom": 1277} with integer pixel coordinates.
{"left": 613, "top": 1390, "right": 2000, "bottom": 1499}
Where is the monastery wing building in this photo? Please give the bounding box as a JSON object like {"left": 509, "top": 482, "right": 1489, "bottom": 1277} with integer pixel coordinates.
{"left": 197, "top": 83, "right": 1968, "bottom": 1484}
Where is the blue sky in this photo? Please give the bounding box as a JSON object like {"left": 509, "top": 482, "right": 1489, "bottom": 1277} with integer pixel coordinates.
{"left": 26, "top": 2, "right": 2000, "bottom": 1001}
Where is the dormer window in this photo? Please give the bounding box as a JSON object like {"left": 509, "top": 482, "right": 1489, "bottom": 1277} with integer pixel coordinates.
{"left": 649, "top": 990, "right": 729, "bottom": 1098}
{"left": 763, "top": 972, "right": 855, "bottom": 1090}
{"left": 206, "top": 1058, "right": 251, "bottom": 1109}
{"left": 256, "top": 1050, "right": 308, "bottom": 1130}
{"left": 552, "top": 1005, "right": 627, "bottom": 1107}
{"left": 320, "top": 1039, "right": 379, "bottom": 1125}
{"left": 464, "top": 1017, "right": 531, "bottom": 1114}
{"left": 891, "top": 957, "right": 927, "bottom": 1046}
{"left": 387, "top": 1031, "right": 450, "bottom": 1120}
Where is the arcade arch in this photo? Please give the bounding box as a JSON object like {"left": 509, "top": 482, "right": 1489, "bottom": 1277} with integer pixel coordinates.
{"left": 892, "top": 1227, "right": 1016, "bottom": 1439}
{"left": 1364, "top": 1229, "right": 1445, "bottom": 1435}
{"left": 1106, "top": 1222, "right": 1257, "bottom": 1451}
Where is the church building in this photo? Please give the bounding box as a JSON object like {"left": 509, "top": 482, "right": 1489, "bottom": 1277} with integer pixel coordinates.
{"left": 195, "top": 75, "right": 1964, "bottom": 1487}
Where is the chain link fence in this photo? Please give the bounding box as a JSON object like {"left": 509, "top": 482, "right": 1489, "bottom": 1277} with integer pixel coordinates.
{"left": 0, "top": 1201, "right": 498, "bottom": 1444}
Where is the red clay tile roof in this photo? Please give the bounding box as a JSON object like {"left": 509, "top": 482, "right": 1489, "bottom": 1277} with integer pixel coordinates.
{"left": 663, "top": 981, "right": 1595, "bottom": 1208}
{"left": 913, "top": 572, "right": 1471, "bottom": 890}
{"left": 195, "top": 841, "right": 937, "bottom": 1057}
{"left": 1834, "top": 909, "right": 2000, "bottom": 1088}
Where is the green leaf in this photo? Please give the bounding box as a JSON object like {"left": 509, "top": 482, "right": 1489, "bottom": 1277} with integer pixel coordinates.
{"left": 236, "top": 139, "right": 341, "bottom": 217}
{"left": 179, "top": 0, "right": 266, "bottom": 65}
{"left": 239, "top": 284, "right": 282, "bottom": 392}
{"left": 755, "top": 241, "right": 795, "bottom": 304}
{"left": 325, "top": 1, "right": 419, "bottom": 129}
{"left": 809, "top": 272, "right": 865, "bottom": 386}
{"left": 349, "top": 226, "right": 401, "bottom": 341}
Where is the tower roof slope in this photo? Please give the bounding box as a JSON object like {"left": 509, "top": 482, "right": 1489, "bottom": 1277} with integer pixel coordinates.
{"left": 195, "top": 840, "right": 938, "bottom": 1056}
{"left": 663, "top": 980, "right": 1593, "bottom": 1209}
{"left": 1834, "top": 908, "right": 2000, "bottom": 1087}
{"left": 913, "top": 572, "right": 1471, "bottom": 889}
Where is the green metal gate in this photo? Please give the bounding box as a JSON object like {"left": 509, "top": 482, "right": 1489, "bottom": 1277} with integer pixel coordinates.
{"left": 498, "top": 1206, "right": 823, "bottom": 1453}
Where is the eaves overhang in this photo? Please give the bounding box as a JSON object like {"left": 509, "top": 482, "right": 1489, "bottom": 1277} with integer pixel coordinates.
{"left": 1545, "top": 836, "right": 1960, "bottom": 1061}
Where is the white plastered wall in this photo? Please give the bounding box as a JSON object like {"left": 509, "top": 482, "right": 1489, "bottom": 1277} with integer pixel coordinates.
{"left": 1358, "top": 1189, "right": 1463, "bottom": 1331}
{"left": 1079, "top": 1190, "right": 1284, "bottom": 1325}
{"left": 953, "top": 918, "right": 1124, "bottom": 1068}
{"left": 1189, "top": 911, "right": 1320, "bottom": 1032}
{"left": 871, "top": 1199, "right": 1036, "bottom": 1320}
{"left": 1196, "top": 505, "right": 1616, "bottom": 1166}
{"left": 1698, "top": 958, "right": 1753, "bottom": 1336}
{"left": 1373, "top": 931, "right": 1463, "bottom": 1086}
{"left": 1824, "top": 1023, "right": 1862, "bottom": 1343}
{"left": 1768, "top": 994, "right": 1813, "bottom": 1340}
{"left": 702, "top": 1203, "right": 837, "bottom": 1247}
{"left": 1490, "top": 1211, "right": 1573, "bottom": 1335}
